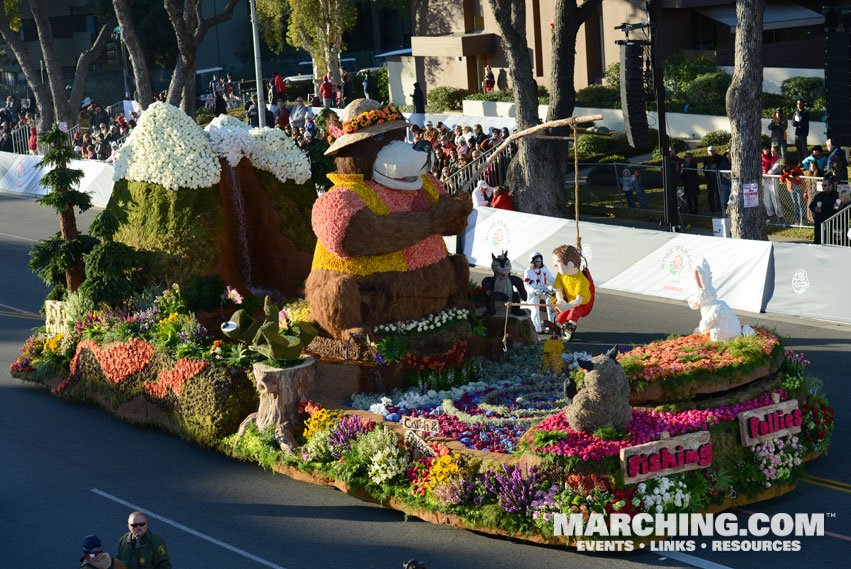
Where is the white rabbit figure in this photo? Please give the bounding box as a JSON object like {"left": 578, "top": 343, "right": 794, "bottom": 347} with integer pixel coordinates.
{"left": 687, "top": 258, "right": 756, "bottom": 342}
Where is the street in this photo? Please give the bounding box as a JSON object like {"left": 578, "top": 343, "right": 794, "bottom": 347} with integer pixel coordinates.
{"left": 1, "top": 191, "right": 849, "bottom": 569}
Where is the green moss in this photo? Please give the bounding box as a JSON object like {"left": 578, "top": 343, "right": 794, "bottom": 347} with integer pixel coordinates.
{"left": 58, "top": 345, "right": 257, "bottom": 448}
{"left": 255, "top": 168, "right": 317, "bottom": 252}
{"left": 176, "top": 365, "right": 258, "bottom": 447}
{"left": 107, "top": 179, "right": 226, "bottom": 287}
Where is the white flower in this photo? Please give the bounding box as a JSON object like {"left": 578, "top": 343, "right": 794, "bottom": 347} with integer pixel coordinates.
{"left": 205, "top": 114, "right": 255, "bottom": 167}
{"left": 113, "top": 102, "right": 221, "bottom": 190}
{"left": 247, "top": 127, "right": 311, "bottom": 184}
{"left": 655, "top": 505, "right": 663, "bottom": 513}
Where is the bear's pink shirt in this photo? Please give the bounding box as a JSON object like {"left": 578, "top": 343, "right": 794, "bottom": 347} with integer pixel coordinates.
{"left": 312, "top": 174, "right": 449, "bottom": 271}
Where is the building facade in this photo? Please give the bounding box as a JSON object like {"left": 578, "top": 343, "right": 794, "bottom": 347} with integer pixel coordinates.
{"left": 396, "top": 0, "right": 828, "bottom": 107}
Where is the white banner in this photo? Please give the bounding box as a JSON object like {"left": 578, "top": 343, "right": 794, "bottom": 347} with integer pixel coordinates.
{"left": 0, "top": 151, "right": 115, "bottom": 207}
{"left": 0, "top": 153, "right": 42, "bottom": 195}
{"left": 598, "top": 234, "right": 772, "bottom": 312}
{"left": 462, "top": 207, "right": 569, "bottom": 269}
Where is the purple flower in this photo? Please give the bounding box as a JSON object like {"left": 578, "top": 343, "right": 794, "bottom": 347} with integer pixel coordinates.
{"left": 328, "top": 415, "right": 373, "bottom": 457}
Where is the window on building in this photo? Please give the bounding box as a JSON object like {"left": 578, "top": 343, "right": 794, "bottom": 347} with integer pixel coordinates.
{"left": 693, "top": 13, "right": 716, "bottom": 50}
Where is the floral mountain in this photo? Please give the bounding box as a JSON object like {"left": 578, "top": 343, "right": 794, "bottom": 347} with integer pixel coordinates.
{"left": 108, "top": 103, "right": 315, "bottom": 298}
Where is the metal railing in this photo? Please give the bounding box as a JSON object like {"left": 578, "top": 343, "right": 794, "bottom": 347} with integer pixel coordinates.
{"left": 441, "top": 142, "right": 517, "bottom": 194}
{"left": 11, "top": 123, "right": 30, "bottom": 154}
{"left": 822, "top": 204, "right": 851, "bottom": 247}
{"left": 580, "top": 160, "right": 824, "bottom": 228}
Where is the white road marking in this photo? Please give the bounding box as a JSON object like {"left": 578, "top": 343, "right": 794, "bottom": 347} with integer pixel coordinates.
{"left": 657, "top": 551, "right": 735, "bottom": 569}
{"left": 0, "top": 231, "right": 37, "bottom": 242}
{"left": 90, "top": 488, "right": 288, "bottom": 569}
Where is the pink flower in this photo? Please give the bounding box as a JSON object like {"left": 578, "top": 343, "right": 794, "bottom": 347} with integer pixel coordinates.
{"left": 226, "top": 286, "right": 244, "bottom": 305}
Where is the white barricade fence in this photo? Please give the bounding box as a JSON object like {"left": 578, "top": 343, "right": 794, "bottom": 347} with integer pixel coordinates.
{"left": 601, "top": 233, "right": 771, "bottom": 313}
{"left": 0, "top": 150, "right": 114, "bottom": 207}
{"left": 766, "top": 242, "right": 851, "bottom": 323}
{"left": 459, "top": 207, "right": 851, "bottom": 321}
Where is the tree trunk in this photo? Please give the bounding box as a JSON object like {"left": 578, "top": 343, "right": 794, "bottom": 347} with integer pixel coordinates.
{"left": 181, "top": 59, "right": 197, "bottom": 117}
{"left": 491, "top": 0, "right": 600, "bottom": 218}
{"left": 165, "top": 0, "right": 239, "bottom": 116}
{"left": 56, "top": 158, "right": 83, "bottom": 292}
{"left": 0, "top": 10, "right": 55, "bottom": 130}
{"left": 31, "top": 0, "right": 114, "bottom": 127}
{"left": 113, "top": 0, "right": 153, "bottom": 109}
{"left": 30, "top": 0, "right": 74, "bottom": 126}
{"left": 726, "top": 0, "right": 767, "bottom": 241}
{"left": 67, "top": 20, "right": 115, "bottom": 125}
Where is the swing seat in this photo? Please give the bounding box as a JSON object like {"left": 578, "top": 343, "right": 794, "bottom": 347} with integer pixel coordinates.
{"left": 583, "top": 267, "right": 596, "bottom": 314}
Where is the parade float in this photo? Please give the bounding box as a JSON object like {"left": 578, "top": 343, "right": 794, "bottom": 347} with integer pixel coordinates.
{"left": 10, "top": 102, "right": 834, "bottom": 548}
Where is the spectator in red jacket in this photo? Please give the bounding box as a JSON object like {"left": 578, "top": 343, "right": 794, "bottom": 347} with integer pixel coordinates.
{"left": 320, "top": 76, "right": 334, "bottom": 108}
{"left": 273, "top": 72, "right": 286, "bottom": 102}
{"left": 28, "top": 126, "right": 38, "bottom": 154}
{"left": 491, "top": 186, "right": 514, "bottom": 210}
{"left": 761, "top": 145, "right": 779, "bottom": 174}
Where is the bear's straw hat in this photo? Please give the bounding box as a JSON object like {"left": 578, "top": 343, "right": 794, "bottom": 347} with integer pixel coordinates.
{"left": 325, "top": 98, "right": 408, "bottom": 155}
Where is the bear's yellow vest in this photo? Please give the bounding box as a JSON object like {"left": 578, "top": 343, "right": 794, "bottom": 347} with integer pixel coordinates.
{"left": 311, "top": 173, "right": 442, "bottom": 276}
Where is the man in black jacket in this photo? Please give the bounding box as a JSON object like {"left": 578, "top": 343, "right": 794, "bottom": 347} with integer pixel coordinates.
{"left": 792, "top": 99, "right": 810, "bottom": 164}
{"left": 809, "top": 173, "right": 841, "bottom": 245}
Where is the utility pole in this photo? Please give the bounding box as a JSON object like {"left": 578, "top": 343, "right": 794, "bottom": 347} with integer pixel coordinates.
{"left": 249, "top": 0, "right": 266, "bottom": 127}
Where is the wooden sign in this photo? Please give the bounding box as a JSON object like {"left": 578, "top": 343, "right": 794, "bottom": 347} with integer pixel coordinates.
{"left": 739, "top": 397, "right": 801, "bottom": 447}
{"left": 44, "top": 300, "right": 68, "bottom": 335}
{"left": 404, "top": 430, "right": 437, "bottom": 459}
{"left": 620, "top": 431, "right": 712, "bottom": 485}
{"left": 402, "top": 416, "right": 440, "bottom": 433}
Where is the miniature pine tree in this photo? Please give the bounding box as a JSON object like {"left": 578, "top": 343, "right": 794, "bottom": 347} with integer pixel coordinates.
{"left": 29, "top": 125, "right": 97, "bottom": 298}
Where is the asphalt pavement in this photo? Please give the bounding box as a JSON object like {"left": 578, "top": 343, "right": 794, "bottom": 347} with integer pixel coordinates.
{"left": 1, "top": 192, "right": 849, "bottom": 569}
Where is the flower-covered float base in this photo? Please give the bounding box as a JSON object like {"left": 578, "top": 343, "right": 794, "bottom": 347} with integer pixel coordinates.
{"left": 12, "top": 337, "right": 257, "bottom": 447}
{"left": 259, "top": 460, "right": 800, "bottom": 548}
{"left": 301, "top": 307, "right": 537, "bottom": 405}
{"left": 13, "top": 288, "right": 834, "bottom": 548}
{"left": 217, "top": 332, "right": 833, "bottom": 548}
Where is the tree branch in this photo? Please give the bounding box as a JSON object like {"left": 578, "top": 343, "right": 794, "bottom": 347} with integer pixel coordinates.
{"left": 69, "top": 17, "right": 117, "bottom": 112}
{"left": 197, "top": 0, "right": 240, "bottom": 43}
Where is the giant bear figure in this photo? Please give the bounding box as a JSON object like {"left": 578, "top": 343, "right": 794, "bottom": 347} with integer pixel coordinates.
{"left": 305, "top": 99, "right": 473, "bottom": 341}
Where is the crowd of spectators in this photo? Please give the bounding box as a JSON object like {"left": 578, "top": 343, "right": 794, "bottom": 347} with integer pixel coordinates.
{"left": 409, "top": 120, "right": 512, "bottom": 187}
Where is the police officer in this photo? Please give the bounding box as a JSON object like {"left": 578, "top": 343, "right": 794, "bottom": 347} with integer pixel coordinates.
{"left": 117, "top": 511, "right": 172, "bottom": 569}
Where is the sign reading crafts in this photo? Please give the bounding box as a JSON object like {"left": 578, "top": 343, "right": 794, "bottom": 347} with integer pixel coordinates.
{"left": 620, "top": 431, "right": 712, "bottom": 485}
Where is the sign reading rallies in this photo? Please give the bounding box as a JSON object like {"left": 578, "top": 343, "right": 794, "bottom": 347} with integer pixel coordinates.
{"left": 739, "top": 398, "right": 802, "bottom": 446}
{"left": 620, "top": 431, "right": 712, "bottom": 485}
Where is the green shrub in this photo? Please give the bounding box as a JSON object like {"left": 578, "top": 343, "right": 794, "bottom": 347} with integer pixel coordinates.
{"left": 686, "top": 72, "right": 732, "bottom": 108}
{"left": 185, "top": 274, "right": 226, "bottom": 313}
{"left": 604, "top": 62, "right": 620, "bottom": 91}
{"left": 195, "top": 107, "right": 214, "bottom": 126}
{"left": 575, "top": 85, "right": 621, "bottom": 109}
{"left": 425, "top": 86, "right": 468, "bottom": 113}
{"left": 575, "top": 133, "right": 613, "bottom": 155}
{"left": 761, "top": 92, "right": 793, "bottom": 118}
{"left": 700, "top": 130, "right": 731, "bottom": 148}
{"left": 664, "top": 54, "right": 718, "bottom": 101}
{"left": 780, "top": 76, "right": 825, "bottom": 105}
